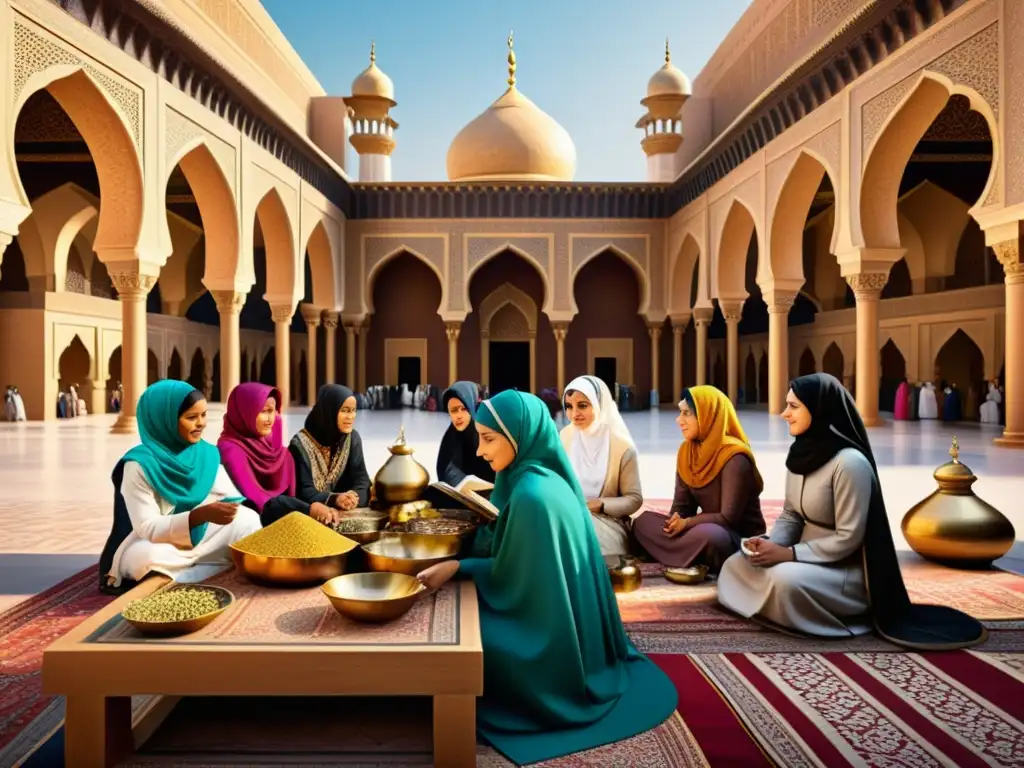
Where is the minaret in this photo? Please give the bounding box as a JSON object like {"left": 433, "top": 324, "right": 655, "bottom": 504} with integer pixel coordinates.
{"left": 347, "top": 42, "right": 398, "bottom": 182}
{"left": 636, "top": 40, "right": 691, "bottom": 182}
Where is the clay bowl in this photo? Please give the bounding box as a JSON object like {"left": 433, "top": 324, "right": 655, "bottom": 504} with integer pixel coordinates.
{"left": 231, "top": 537, "right": 358, "bottom": 587}
{"left": 362, "top": 532, "right": 461, "bottom": 576}
{"left": 664, "top": 565, "right": 709, "bottom": 585}
{"left": 321, "top": 572, "right": 426, "bottom": 623}
{"left": 122, "top": 584, "right": 234, "bottom": 637}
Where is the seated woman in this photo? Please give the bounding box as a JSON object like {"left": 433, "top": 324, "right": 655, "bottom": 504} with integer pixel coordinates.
{"left": 415, "top": 390, "right": 676, "bottom": 766}
{"left": 560, "top": 376, "right": 642, "bottom": 556}
{"left": 98, "top": 380, "right": 262, "bottom": 594}
{"left": 288, "top": 384, "right": 370, "bottom": 525}
{"left": 436, "top": 381, "right": 495, "bottom": 489}
{"left": 717, "top": 373, "right": 986, "bottom": 649}
{"left": 217, "top": 382, "right": 324, "bottom": 525}
{"left": 633, "top": 385, "right": 764, "bottom": 573}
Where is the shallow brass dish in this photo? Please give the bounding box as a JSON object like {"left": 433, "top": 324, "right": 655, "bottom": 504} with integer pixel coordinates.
{"left": 122, "top": 584, "right": 234, "bottom": 637}
{"left": 321, "top": 572, "right": 426, "bottom": 623}
{"left": 230, "top": 538, "right": 358, "bottom": 587}
{"left": 664, "top": 565, "right": 709, "bottom": 585}
{"left": 362, "top": 532, "right": 461, "bottom": 576}
{"left": 332, "top": 511, "right": 388, "bottom": 544}
{"left": 401, "top": 518, "right": 478, "bottom": 538}
{"left": 608, "top": 556, "right": 642, "bottom": 593}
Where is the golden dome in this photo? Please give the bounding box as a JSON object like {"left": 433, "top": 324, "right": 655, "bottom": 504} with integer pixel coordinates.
{"left": 647, "top": 40, "right": 691, "bottom": 99}
{"left": 351, "top": 42, "right": 395, "bottom": 104}
{"left": 446, "top": 33, "right": 576, "bottom": 183}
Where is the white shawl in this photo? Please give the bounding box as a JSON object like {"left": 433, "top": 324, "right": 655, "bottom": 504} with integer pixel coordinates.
{"left": 561, "top": 376, "right": 635, "bottom": 498}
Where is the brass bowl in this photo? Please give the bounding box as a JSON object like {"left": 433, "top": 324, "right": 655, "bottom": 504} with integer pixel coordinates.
{"left": 608, "top": 558, "right": 643, "bottom": 593}
{"left": 123, "top": 584, "right": 234, "bottom": 637}
{"left": 230, "top": 541, "right": 357, "bottom": 587}
{"left": 321, "top": 572, "right": 426, "bottom": 623}
{"left": 401, "top": 517, "right": 478, "bottom": 538}
{"left": 664, "top": 565, "right": 709, "bottom": 585}
{"left": 362, "top": 532, "right": 461, "bottom": 576}
{"left": 332, "top": 511, "right": 388, "bottom": 544}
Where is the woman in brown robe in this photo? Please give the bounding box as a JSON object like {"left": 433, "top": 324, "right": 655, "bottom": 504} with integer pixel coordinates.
{"left": 633, "top": 385, "right": 765, "bottom": 573}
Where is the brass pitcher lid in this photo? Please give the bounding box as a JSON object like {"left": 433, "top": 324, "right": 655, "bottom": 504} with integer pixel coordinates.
{"left": 932, "top": 436, "right": 976, "bottom": 490}
{"left": 387, "top": 426, "right": 415, "bottom": 456}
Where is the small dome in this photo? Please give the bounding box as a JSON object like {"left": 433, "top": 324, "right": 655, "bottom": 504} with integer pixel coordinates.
{"left": 647, "top": 40, "right": 691, "bottom": 99}
{"left": 446, "top": 32, "right": 575, "bottom": 182}
{"left": 351, "top": 42, "right": 395, "bottom": 103}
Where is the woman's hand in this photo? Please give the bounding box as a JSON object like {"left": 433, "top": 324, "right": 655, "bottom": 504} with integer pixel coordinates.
{"left": 417, "top": 560, "right": 460, "bottom": 590}
{"left": 192, "top": 501, "right": 238, "bottom": 526}
{"left": 334, "top": 491, "right": 359, "bottom": 511}
{"left": 586, "top": 498, "right": 603, "bottom": 514}
{"left": 663, "top": 513, "right": 688, "bottom": 538}
{"left": 310, "top": 502, "right": 339, "bottom": 526}
{"left": 746, "top": 538, "right": 794, "bottom": 567}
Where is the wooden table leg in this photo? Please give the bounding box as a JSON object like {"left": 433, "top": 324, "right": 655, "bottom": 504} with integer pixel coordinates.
{"left": 64, "top": 695, "right": 133, "bottom": 768}
{"left": 433, "top": 694, "right": 476, "bottom": 768}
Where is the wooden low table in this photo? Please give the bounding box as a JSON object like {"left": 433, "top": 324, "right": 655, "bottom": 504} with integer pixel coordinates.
{"left": 43, "top": 572, "right": 482, "bottom": 768}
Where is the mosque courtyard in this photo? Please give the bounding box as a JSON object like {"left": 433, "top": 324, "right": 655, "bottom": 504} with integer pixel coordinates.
{"left": 2, "top": 404, "right": 1021, "bottom": 614}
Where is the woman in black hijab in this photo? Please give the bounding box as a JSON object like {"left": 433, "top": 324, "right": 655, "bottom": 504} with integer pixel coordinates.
{"left": 718, "top": 373, "right": 985, "bottom": 649}
{"left": 436, "top": 381, "right": 495, "bottom": 488}
{"left": 287, "top": 384, "right": 370, "bottom": 526}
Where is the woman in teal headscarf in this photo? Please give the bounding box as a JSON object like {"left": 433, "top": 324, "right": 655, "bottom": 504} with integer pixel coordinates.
{"left": 416, "top": 390, "right": 677, "bottom": 765}
{"left": 99, "top": 380, "right": 262, "bottom": 594}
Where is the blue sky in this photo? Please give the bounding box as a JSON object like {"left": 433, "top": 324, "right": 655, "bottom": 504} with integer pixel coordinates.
{"left": 262, "top": 0, "right": 750, "bottom": 182}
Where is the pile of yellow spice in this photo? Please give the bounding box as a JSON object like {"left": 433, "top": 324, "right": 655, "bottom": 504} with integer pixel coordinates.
{"left": 233, "top": 512, "right": 356, "bottom": 558}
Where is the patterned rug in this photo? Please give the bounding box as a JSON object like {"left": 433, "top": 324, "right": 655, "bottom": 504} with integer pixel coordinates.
{"left": 4, "top": 499, "right": 1024, "bottom": 767}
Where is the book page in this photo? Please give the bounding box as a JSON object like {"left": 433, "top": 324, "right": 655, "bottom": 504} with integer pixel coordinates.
{"left": 455, "top": 475, "right": 495, "bottom": 494}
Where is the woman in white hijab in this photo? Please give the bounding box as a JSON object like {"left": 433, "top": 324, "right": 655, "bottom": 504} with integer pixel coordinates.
{"left": 560, "top": 375, "right": 643, "bottom": 556}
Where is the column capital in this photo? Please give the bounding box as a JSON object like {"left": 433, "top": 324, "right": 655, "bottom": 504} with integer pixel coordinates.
{"left": 445, "top": 322, "right": 462, "bottom": 342}
{"left": 321, "top": 310, "right": 340, "bottom": 329}
{"left": 299, "top": 303, "right": 321, "bottom": 327}
{"left": 845, "top": 272, "right": 888, "bottom": 300}
{"left": 672, "top": 323, "right": 686, "bottom": 336}
{"left": 109, "top": 269, "right": 158, "bottom": 299}
{"left": 692, "top": 306, "right": 714, "bottom": 326}
{"left": 269, "top": 303, "right": 293, "bottom": 324}
{"left": 719, "top": 299, "right": 743, "bottom": 323}
{"left": 551, "top": 322, "right": 569, "bottom": 342}
{"left": 993, "top": 240, "right": 1024, "bottom": 285}
{"left": 647, "top": 322, "right": 663, "bottom": 340}
{"left": 358, "top": 316, "right": 371, "bottom": 334}
{"left": 211, "top": 290, "right": 245, "bottom": 315}
{"left": 763, "top": 290, "right": 798, "bottom": 314}
{"left": 343, "top": 322, "right": 359, "bottom": 335}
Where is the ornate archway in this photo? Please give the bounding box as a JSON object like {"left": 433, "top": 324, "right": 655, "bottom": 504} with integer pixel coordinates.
{"left": 479, "top": 283, "right": 538, "bottom": 394}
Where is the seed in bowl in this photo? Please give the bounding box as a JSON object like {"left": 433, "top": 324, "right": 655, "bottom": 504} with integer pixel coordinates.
{"left": 122, "top": 586, "right": 221, "bottom": 623}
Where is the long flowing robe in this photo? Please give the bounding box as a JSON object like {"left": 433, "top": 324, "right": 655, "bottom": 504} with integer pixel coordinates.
{"left": 462, "top": 390, "right": 676, "bottom": 765}
{"left": 893, "top": 381, "right": 911, "bottom": 420}
{"left": 980, "top": 383, "right": 1002, "bottom": 424}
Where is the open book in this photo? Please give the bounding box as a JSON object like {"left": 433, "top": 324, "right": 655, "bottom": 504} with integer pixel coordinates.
{"left": 429, "top": 481, "right": 500, "bottom": 522}
{"left": 455, "top": 475, "right": 494, "bottom": 494}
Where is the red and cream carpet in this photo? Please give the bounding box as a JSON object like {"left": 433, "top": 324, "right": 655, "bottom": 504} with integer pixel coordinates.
{"left": 3, "top": 499, "right": 1024, "bottom": 766}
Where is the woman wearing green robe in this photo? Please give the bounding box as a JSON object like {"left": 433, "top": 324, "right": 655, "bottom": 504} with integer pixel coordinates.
{"left": 416, "top": 389, "right": 677, "bottom": 765}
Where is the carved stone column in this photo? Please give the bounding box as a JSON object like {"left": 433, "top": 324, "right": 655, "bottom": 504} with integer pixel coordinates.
{"left": 108, "top": 268, "right": 157, "bottom": 434}
{"left": 720, "top": 300, "right": 744, "bottom": 403}
{"left": 357, "top": 318, "right": 370, "bottom": 393}
{"left": 552, "top": 323, "right": 569, "bottom": 395}
{"left": 212, "top": 290, "right": 245, "bottom": 402}
{"left": 322, "top": 311, "right": 339, "bottom": 384}
{"left": 847, "top": 272, "right": 888, "bottom": 426}
{"left": 647, "top": 322, "right": 662, "bottom": 407}
{"left": 89, "top": 378, "right": 106, "bottom": 420}
{"left": 300, "top": 304, "right": 321, "bottom": 406}
{"left": 994, "top": 240, "right": 1024, "bottom": 447}
{"left": 671, "top": 322, "right": 686, "bottom": 403}
{"left": 692, "top": 307, "right": 713, "bottom": 386}
{"left": 446, "top": 322, "right": 461, "bottom": 386}
{"left": 763, "top": 290, "right": 797, "bottom": 415}
{"left": 344, "top": 323, "right": 357, "bottom": 389}
{"left": 269, "top": 303, "right": 293, "bottom": 410}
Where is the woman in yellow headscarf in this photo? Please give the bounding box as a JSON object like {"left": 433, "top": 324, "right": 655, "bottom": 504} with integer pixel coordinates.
{"left": 633, "top": 385, "right": 766, "bottom": 574}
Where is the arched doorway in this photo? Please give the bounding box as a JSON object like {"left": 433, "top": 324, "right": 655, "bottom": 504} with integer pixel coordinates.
{"left": 477, "top": 283, "right": 538, "bottom": 395}
{"left": 798, "top": 348, "right": 816, "bottom": 377}
{"left": 712, "top": 354, "right": 726, "bottom": 390}
{"left": 879, "top": 339, "right": 906, "bottom": 413}
{"left": 188, "top": 348, "right": 207, "bottom": 393}
{"left": 212, "top": 352, "right": 221, "bottom": 402}
{"left": 822, "top": 342, "right": 844, "bottom": 381}
{"left": 168, "top": 348, "right": 183, "bottom": 381}
{"left": 240, "top": 350, "right": 249, "bottom": 383}
{"left": 934, "top": 330, "right": 984, "bottom": 421}
{"left": 743, "top": 351, "right": 757, "bottom": 405}
{"left": 107, "top": 346, "right": 122, "bottom": 412}
{"left": 147, "top": 349, "right": 160, "bottom": 386}
{"left": 758, "top": 352, "right": 769, "bottom": 406}
{"left": 260, "top": 349, "right": 275, "bottom": 386}
{"left": 58, "top": 335, "right": 92, "bottom": 413}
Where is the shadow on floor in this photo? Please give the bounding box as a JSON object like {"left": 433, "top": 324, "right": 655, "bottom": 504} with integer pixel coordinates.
{"left": 0, "top": 553, "right": 97, "bottom": 603}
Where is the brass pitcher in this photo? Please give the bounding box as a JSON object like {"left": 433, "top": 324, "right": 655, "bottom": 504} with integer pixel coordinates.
{"left": 373, "top": 426, "right": 430, "bottom": 504}
{"left": 608, "top": 556, "right": 642, "bottom": 593}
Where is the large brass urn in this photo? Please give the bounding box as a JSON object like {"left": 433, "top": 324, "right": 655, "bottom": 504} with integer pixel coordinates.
{"left": 901, "top": 437, "right": 1015, "bottom": 567}
{"left": 373, "top": 426, "right": 430, "bottom": 504}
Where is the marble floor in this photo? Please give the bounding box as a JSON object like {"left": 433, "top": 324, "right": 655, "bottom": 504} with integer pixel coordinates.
{"left": 1, "top": 405, "right": 1023, "bottom": 612}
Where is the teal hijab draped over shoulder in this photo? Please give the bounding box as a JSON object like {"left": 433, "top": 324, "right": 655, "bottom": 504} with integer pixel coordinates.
{"left": 121, "top": 380, "right": 221, "bottom": 546}
{"left": 466, "top": 389, "right": 677, "bottom": 765}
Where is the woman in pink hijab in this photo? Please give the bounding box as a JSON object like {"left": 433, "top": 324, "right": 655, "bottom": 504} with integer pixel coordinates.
{"left": 893, "top": 378, "right": 911, "bottom": 421}
{"left": 217, "top": 382, "right": 305, "bottom": 524}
